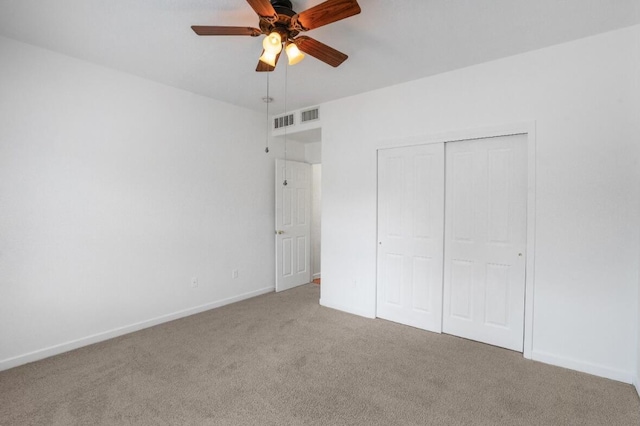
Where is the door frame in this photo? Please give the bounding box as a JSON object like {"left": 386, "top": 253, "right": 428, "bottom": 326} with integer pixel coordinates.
{"left": 375, "top": 121, "right": 537, "bottom": 359}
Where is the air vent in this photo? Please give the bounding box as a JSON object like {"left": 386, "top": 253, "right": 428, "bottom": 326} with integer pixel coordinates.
{"left": 301, "top": 108, "right": 319, "bottom": 123}
{"left": 274, "top": 114, "right": 295, "bottom": 129}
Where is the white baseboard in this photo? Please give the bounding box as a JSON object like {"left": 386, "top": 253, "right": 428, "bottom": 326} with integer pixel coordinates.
{"left": 319, "top": 298, "right": 376, "bottom": 319}
{"left": 312, "top": 272, "right": 321, "bottom": 280}
{"left": 531, "top": 350, "right": 634, "bottom": 384}
{"left": 0, "top": 286, "right": 274, "bottom": 372}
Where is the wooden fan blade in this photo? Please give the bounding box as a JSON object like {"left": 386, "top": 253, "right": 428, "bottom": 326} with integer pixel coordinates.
{"left": 191, "top": 26, "right": 261, "bottom": 36}
{"left": 295, "top": 36, "right": 348, "bottom": 67}
{"left": 292, "top": 0, "right": 361, "bottom": 31}
{"left": 246, "top": 0, "right": 277, "bottom": 19}
{"left": 256, "top": 50, "right": 282, "bottom": 72}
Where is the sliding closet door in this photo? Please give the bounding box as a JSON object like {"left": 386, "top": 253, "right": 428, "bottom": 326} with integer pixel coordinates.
{"left": 442, "top": 134, "right": 527, "bottom": 352}
{"left": 376, "top": 143, "right": 445, "bottom": 332}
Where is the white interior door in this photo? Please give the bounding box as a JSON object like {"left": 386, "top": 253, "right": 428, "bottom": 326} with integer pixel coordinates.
{"left": 443, "top": 134, "right": 527, "bottom": 352}
{"left": 376, "top": 144, "right": 445, "bottom": 332}
{"left": 275, "top": 159, "right": 311, "bottom": 292}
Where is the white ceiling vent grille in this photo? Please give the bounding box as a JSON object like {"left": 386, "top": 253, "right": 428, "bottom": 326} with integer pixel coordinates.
{"left": 274, "top": 114, "right": 295, "bottom": 129}
{"left": 301, "top": 108, "right": 319, "bottom": 123}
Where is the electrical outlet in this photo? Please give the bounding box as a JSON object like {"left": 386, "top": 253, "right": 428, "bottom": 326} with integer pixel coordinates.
{"left": 191, "top": 277, "right": 198, "bottom": 288}
{"left": 232, "top": 270, "right": 239, "bottom": 279}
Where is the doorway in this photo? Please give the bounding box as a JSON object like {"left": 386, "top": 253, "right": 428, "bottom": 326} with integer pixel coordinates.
{"left": 275, "top": 159, "right": 311, "bottom": 292}
{"left": 274, "top": 158, "right": 322, "bottom": 291}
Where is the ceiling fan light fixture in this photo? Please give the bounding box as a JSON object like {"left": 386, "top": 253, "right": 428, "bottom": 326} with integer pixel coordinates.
{"left": 259, "top": 50, "right": 278, "bottom": 67}
{"left": 191, "top": 0, "right": 361, "bottom": 71}
{"left": 285, "top": 42, "right": 305, "bottom": 65}
{"left": 263, "top": 32, "right": 283, "bottom": 54}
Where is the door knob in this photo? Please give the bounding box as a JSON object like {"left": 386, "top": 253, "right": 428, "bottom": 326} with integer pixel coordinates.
{"left": 276, "top": 230, "right": 285, "bottom": 235}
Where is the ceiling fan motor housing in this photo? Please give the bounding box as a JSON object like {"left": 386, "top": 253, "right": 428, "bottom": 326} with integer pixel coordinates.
{"left": 260, "top": 1, "right": 299, "bottom": 39}
{"left": 271, "top": 0, "right": 295, "bottom": 15}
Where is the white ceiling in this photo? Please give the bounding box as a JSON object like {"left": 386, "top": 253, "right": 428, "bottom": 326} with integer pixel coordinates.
{"left": 0, "top": 1, "right": 638, "bottom": 113}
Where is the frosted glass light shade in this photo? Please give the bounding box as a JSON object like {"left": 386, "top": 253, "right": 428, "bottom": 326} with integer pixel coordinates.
{"left": 259, "top": 50, "right": 278, "bottom": 67}
{"left": 285, "top": 42, "right": 305, "bottom": 65}
{"left": 262, "top": 32, "right": 282, "bottom": 54}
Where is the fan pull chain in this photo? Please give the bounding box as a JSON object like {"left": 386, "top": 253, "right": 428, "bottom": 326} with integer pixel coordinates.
{"left": 283, "top": 61, "right": 288, "bottom": 187}
{"left": 265, "top": 73, "right": 270, "bottom": 154}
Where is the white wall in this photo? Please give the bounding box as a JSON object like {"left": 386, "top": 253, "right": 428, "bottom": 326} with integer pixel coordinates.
{"left": 0, "top": 37, "right": 278, "bottom": 370}
{"left": 636, "top": 8, "right": 640, "bottom": 401}
{"left": 305, "top": 142, "right": 322, "bottom": 165}
{"left": 278, "top": 139, "right": 306, "bottom": 163}
{"left": 320, "top": 25, "right": 640, "bottom": 383}
{"left": 637, "top": 192, "right": 640, "bottom": 395}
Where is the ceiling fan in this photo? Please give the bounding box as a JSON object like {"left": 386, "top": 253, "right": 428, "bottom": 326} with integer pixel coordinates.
{"left": 191, "top": 0, "right": 361, "bottom": 72}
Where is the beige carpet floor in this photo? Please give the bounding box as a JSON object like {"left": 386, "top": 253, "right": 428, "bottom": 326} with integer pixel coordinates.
{"left": 1, "top": 284, "right": 639, "bottom": 425}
